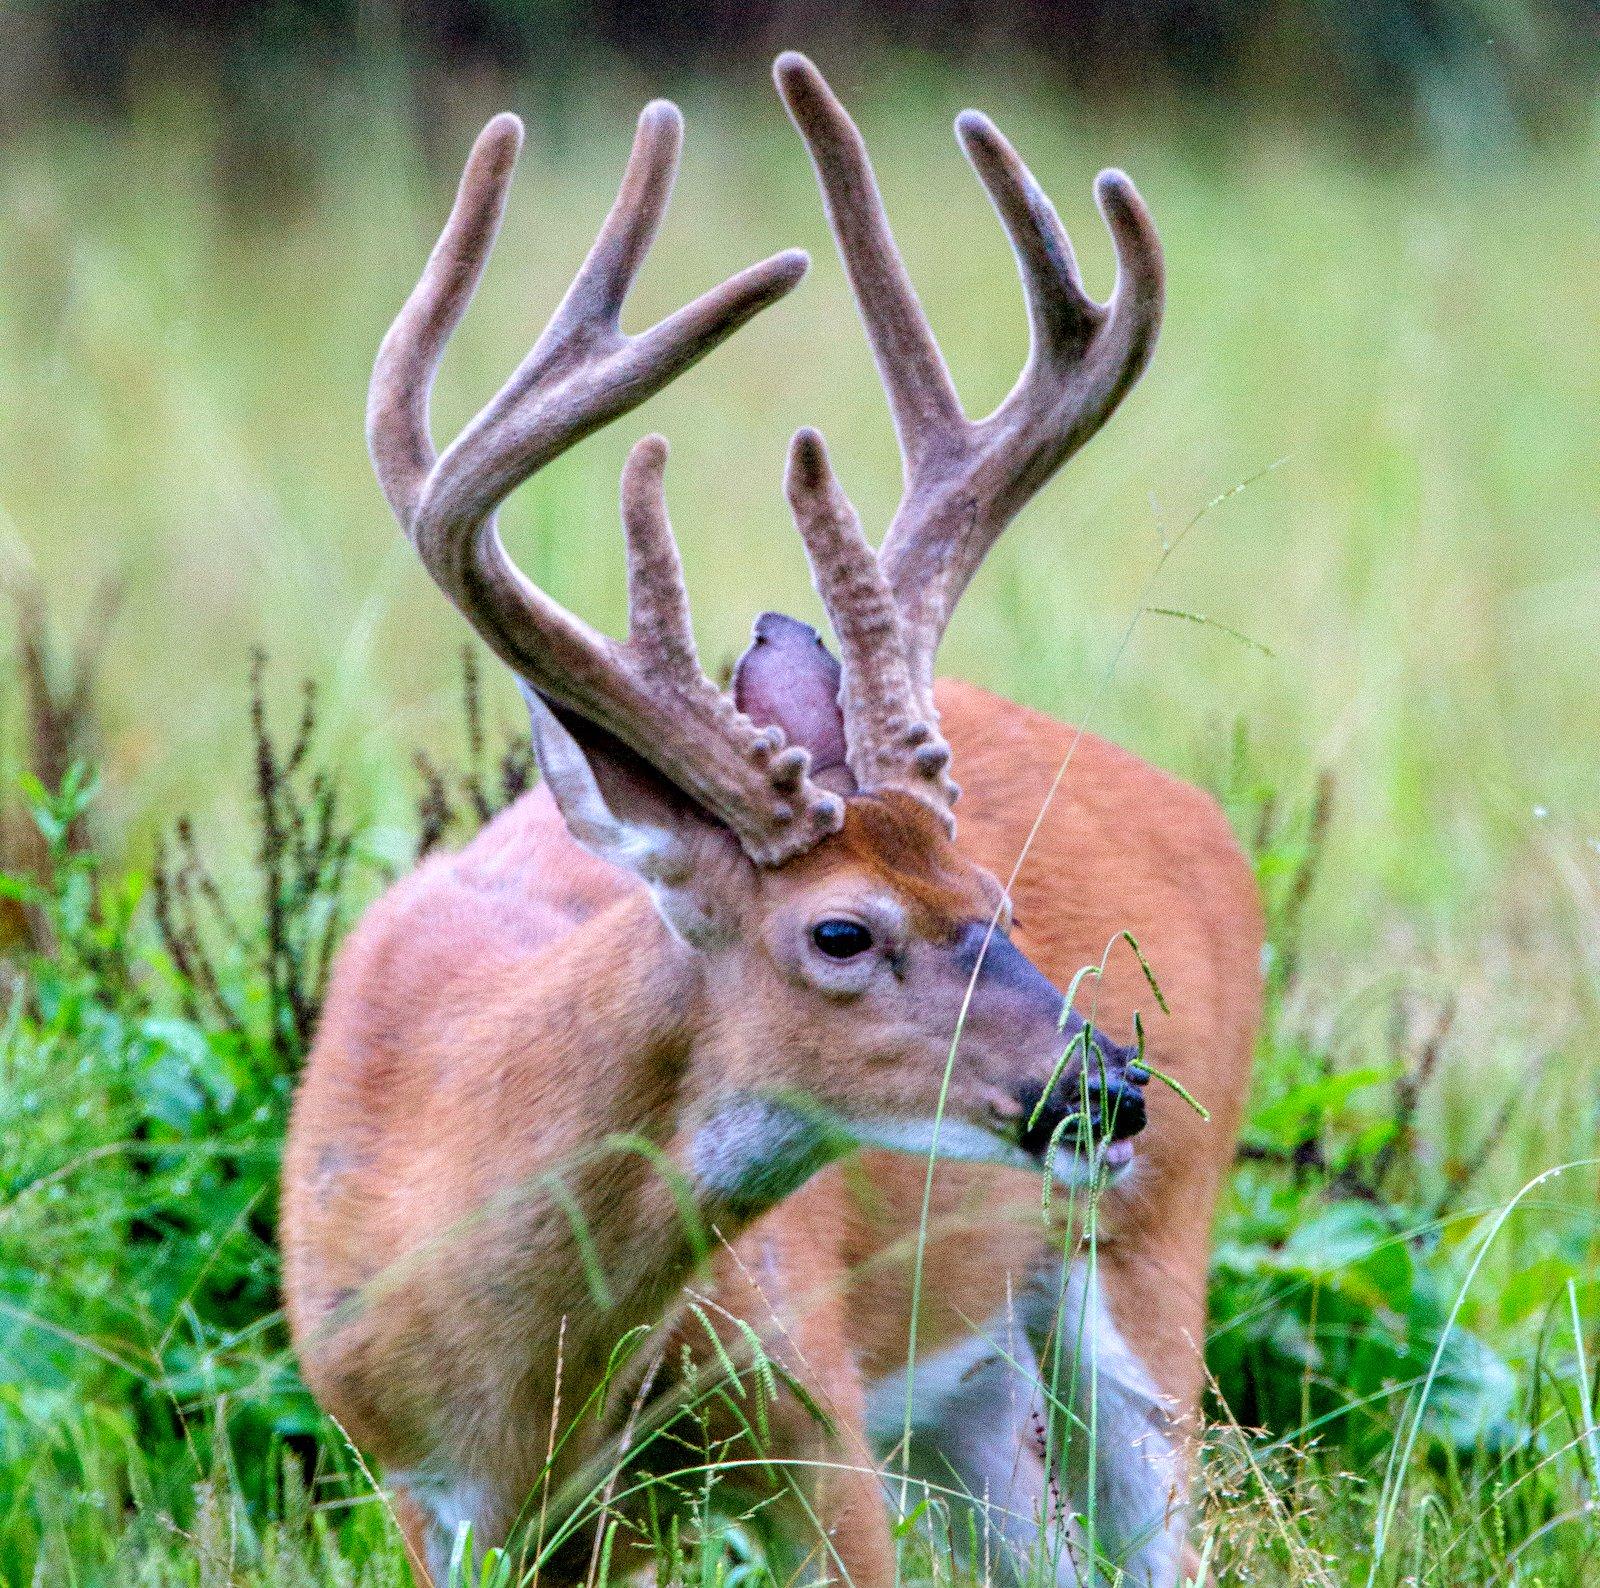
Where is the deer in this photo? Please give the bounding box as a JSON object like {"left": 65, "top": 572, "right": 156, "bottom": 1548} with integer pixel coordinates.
{"left": 281, "top": 53, "right": 1261, "bottom": 1588}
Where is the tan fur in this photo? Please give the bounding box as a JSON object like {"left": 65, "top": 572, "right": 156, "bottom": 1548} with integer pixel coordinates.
{"left": 282, "top": 676, "right": 1259, "bottom": 1584}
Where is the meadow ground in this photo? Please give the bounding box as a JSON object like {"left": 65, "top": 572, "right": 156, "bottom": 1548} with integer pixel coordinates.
{"left": 1, "top": 69, "right": 1597, "bottom": 1584}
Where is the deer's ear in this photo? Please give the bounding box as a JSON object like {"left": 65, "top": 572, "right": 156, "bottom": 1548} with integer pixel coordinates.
{"left": 520, "top": 683, "right": 742, "bottom": 946}
{"left": 732, "top": 612, "right": 852, "bottom": 784}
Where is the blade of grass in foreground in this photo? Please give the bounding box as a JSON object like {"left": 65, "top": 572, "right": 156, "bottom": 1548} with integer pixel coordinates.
{"left": 1366, "top": 1158, "right": 1600, "bottom": 1586}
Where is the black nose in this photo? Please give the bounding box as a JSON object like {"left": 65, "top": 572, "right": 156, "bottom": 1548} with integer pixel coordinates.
{"left": 1015, "top": 1050, "right": 1148, "bottom": 1156}
{"left": 1088, "top": 1072, "right": 1147, "bottom": 1141}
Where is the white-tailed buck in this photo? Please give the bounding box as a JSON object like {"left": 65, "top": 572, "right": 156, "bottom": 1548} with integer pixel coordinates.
{"left": 283, "top": 52, "right": 1261, "bottom": 1588}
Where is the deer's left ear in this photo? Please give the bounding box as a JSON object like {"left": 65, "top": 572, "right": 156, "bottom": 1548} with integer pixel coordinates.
{"left": 732, "top": 611, "right": 853, "bottom": 787}
{"left": 520, "top": 683, "right": 742, "bottom": 947}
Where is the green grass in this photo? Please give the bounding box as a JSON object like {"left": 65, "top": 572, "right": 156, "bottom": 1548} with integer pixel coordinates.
{"left": 1, "top": 67, "right": 1598, "bottom": 1585}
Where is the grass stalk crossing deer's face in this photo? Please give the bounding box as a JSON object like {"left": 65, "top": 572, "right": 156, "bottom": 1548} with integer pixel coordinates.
{"left": 363, "top": 52, "right": 1165, "bottom": 1207}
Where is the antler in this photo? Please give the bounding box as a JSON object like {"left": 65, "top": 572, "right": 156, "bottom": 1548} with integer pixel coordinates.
{"left": 369, "top": 107, "right": 849, "bottom": 867}
{"left": 776, "top": 53, "right": 1165, "bottom": 738}
{"left": 782, "top": 429, "right": 958, "bottom": 813}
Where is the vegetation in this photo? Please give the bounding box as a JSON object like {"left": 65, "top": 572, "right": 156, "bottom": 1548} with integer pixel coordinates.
{"left": 1, "top": 70, "right": 1597, "bottom": 1584}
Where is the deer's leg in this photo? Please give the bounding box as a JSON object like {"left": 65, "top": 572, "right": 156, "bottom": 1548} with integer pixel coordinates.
{"left": 763, "top": 1304, "right": 898, "bottom": 1588}
{"left": 393, "top": 1489, "right": 436, "bottom": 1587}
{"left": 707, "top": 1198, "right": 898, "bottom": 1588}
{"left": 804, "top": 1445, "right": 898, "bottom": 1588}
{"left": 723, "top": 1335, "right": 895, "bottom": 1587}
{"left": 866, "top": 1318, "right": 1084, "bottom": 1588}
{"left": 1022, "top": 1247, "right": 1201, "bottom": 1588}
{"left": 389, "top": 1467, "right": 524, "bottom": 1588}
{"left": 1094, "top": 1239, "right": 1211, "bottom": 1586}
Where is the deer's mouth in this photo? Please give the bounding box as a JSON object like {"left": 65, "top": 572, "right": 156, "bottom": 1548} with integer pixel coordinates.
{"left": 1102, "top": 1138, "right": 1136, "bottom": 1171}
{"left": 1013, "top": 1057, "right": 1149, "bottom": 1179}
{"left": 1027, "top": 1130, "right": 1138, "bottom": 1188}
{"left": 838, "top": 1104, "right": 1142, "bottom": 1186}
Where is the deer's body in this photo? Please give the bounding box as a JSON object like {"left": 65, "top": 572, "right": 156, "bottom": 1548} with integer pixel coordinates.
{"left": 286, "top": 680, "right": 1257, "bottom": 1581}
{"left": 283, "top": 54, "right": 1261, "bottom": 1586}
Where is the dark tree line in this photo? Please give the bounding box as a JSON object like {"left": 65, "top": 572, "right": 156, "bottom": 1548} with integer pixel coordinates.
{"left": 3, "top": 0, "right": 1594, "bottom": 147}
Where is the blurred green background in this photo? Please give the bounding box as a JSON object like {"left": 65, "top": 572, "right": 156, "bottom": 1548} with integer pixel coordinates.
{"left": 1, "top": 3, "right": 1598, "bottom": 1582}
{"left": 2, "top": 2, "right": 1595, "bottom": 929}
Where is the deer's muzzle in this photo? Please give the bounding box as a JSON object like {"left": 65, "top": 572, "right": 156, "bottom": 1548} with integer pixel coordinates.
{"left": 1014, "top": 1022, "right": 1150, "bottom": 1160}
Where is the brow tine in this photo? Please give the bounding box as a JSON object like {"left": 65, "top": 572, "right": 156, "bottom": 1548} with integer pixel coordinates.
{"left": 785, "top": 426, "right": 958, "bottom": 806}
{"left": 619, "top": 434, "right": 697, "bottom": 672}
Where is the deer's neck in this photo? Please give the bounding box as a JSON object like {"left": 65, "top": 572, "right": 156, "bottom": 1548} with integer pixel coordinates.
{"left": 426, "top": 885, "right": 852, "bottom": 1490}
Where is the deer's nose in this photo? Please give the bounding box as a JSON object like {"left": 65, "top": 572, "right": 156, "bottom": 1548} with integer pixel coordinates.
{"left": 1085, "top": 1071, "right": 1147, "bottom": 1141}
{"left": 1014, "top": 1054, "right": 1148, "bottom": 1156}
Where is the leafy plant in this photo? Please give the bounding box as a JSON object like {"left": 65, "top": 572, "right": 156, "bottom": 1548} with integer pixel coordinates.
{"left": 411, "top": 647, "right": 535, "bottom": 860}
{"left": 1209, "top": 757, "right": 1531, "bottom": 1462}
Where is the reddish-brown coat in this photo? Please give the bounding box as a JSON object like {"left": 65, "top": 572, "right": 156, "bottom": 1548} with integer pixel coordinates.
{"left": 282, "top": 677, "right": 1259, "bottom": 1583}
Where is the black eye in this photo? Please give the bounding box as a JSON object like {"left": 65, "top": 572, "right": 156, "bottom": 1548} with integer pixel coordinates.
{"left": 812, "top": 919, "right": 874, "bottom": 959}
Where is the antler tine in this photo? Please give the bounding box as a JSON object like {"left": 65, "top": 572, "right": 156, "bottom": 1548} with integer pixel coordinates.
{"left": 1089, "top": 168, "right": 1166, "bottom": 394}
{"left": 881, "top": 123, "right": 1163, "bottom": 717}
{"left": 547, "top": 101, "right": 681, "bottom": 339}
{"left": 619, "top": 433, "right": 698, "bottom": 674}
{"left": 370, "top": 110, "right": 843, "bottom": 868}
{"left": 881, "top": 140, "right": 1163, "bottom": 713}
{"left": 421, "top": 103, "right": 809, "bottom": 544}
{"left": 783, "top": 428, "right": 956, "bottom": 812}
{"left": 778, "top": 54, "right": 1165, "bottom": 736}
{"left": 958, "top": 110, "right": 1164, "bottom": 452}
{"left": 952, "top": 110, "right": 1098, "bottom": 361}
{"left": 369, "top": 113, "right": 523, "bottom": 529}
{"left": 773, "top": 53, "right": 966, "bottom": 471}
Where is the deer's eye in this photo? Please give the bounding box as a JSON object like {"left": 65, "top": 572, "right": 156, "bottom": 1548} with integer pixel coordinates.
{"left": 811, "top": 919, "right": 874, "bottom": 960}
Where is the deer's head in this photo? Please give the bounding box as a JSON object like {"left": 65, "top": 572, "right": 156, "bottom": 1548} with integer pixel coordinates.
{"left": 367, "top": 55, "right": 1163, "bottom": 1202}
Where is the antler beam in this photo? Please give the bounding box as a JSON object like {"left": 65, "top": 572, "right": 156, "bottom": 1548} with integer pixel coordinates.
{"left": 372, "top": 66, "right": 1165, "bottom": 861}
